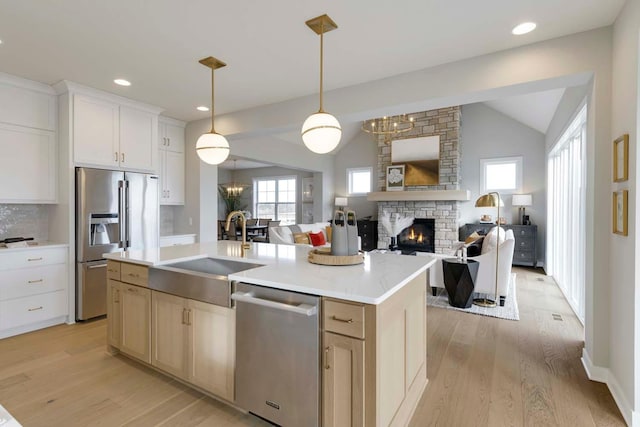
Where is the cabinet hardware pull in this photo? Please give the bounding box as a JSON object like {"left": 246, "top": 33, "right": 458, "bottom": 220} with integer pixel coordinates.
{"left": 128, "top": 287, "right": 137, "bottom": 293}
{"left": 167, "top": 137, "right": 170, "bottom": 146}
{"left": 187, "top": 309, "right": 192, "bottom": 325}
{"left": 121, "top": 152, "right": 125, "bottom": 162}
{"left": 331, "top": 315, "right": 353, "bottom": 323}
{"left": 28, "top": 306, "right": 43, "bottom": 311}
{"left": 114, "top": 289, "right": 120, "bottom": 303}
{"left": 128, "top": 273, "right": 140, "bottom": 278}
{"left": 28, "top": 279, "right": 43, "bottom": 284}
{"left": 115, "top": 152, "right": 118, "bottom": 162}
{"left": 324, "top": 346, "right": 330, "bottom": 370}
{"left": 28, "top": 257, "right": 43, "bottom": 262}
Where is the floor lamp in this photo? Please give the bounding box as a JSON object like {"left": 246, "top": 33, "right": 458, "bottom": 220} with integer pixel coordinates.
{"left": 474, "top": 192, "right": 503, "bottom": 308}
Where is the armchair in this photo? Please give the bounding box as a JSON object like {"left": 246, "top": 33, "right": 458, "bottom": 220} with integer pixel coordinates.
{"left": 429, "top": 229, "right": 516, "bottom": 306}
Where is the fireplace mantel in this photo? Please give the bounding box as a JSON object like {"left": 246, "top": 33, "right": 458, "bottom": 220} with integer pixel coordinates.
{"left": 367, "top": 190, "right": 470, "bottom": 202}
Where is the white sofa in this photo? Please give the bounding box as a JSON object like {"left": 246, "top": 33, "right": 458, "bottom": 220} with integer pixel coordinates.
{"left": 269, "top": 222, "right": 361, "bottom": 249}
{"left": 269, "top": 222, "right": 332, "bottom": 246}
{"left": 429, "top": 228, "right": 516, "bottom": 306}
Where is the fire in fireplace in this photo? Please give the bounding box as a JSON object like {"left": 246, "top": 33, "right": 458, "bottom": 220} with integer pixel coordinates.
{"left": 397, "top": 218, "right": 435, "bottom": 254}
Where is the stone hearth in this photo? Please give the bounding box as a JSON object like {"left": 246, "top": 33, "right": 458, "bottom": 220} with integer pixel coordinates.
{"left": 376, "top": 106, "right": 461, "bottom": 254}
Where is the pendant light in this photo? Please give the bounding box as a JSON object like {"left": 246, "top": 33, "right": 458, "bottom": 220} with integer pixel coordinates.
{"left": 196, "top": 56, "right": 230, "bottom": 165}
{"left": 301, "top": 14, "right": 342, "bottom": 154}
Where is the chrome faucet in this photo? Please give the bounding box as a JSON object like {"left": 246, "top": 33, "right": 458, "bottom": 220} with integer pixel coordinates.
{"left": 225, "top": 211, "right": 251, "bottom": 256}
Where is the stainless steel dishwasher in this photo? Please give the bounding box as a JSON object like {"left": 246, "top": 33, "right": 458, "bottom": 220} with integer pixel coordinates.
{"left": 232, "top": 283, "right": 321, "bottom": 427}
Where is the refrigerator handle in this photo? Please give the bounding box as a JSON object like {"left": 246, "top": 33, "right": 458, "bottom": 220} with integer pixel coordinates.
{"left": 118, "top": 180, "right": 125, "bottom": 248}
{"left": 125, "top": 180, "right": 130, "bottom": 249}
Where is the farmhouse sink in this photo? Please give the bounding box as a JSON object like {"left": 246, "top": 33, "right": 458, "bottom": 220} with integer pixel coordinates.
{"left": 149, "top": 257, "right": 264, "bottom": 307}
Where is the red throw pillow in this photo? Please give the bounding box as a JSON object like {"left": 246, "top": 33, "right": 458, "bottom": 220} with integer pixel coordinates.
{"left": 308, "top": 231, "right": 326, "bottom": 247}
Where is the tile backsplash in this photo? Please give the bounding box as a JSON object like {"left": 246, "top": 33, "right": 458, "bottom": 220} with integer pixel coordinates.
{"left": 160, "top": 206, "right": 174, "bottom": 236}
{"left": 0, "top": 204, "right": 49, "bottom": 241}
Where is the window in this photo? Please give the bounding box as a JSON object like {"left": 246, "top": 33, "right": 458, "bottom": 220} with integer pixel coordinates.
{"left": 547, "top": 105, "right": 586, "bottom": 323}
{"left": 347, "top": 167, "right": 372, "bottom": 195}
{"left": 480, "top": 156, "right": 523, "bottom": 194}
{"left": 254, "top": 176, "right": 297, "bottom": 225}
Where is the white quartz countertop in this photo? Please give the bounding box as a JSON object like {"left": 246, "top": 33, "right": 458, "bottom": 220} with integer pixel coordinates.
{"left": 160, "top": 233, "right": 197, "bottom": 238}
{"left": 104, "top": 241, "right": 436, "bottom": 305}
{"left": 0, "top": 241, "right": 68, "bottom": 252}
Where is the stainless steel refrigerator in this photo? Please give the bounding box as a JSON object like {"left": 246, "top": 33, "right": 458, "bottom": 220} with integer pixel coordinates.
{"left": 75, "top": 167, "right": 159, "bottom": 320}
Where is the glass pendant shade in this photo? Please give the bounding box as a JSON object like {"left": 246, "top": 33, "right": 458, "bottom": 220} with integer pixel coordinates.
{"left": 196, "top": 132, "right": 230, "bottom": 165}
{"left": 301, "top": 112, "right": 342, "bottom": 154}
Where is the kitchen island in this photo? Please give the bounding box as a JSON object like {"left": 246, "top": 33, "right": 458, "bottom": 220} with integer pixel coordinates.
{"left": 104, "top": 241, "right": 436, "bottom": 426}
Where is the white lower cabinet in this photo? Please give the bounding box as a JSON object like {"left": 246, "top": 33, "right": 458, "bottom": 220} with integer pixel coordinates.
{"left": 150, "top": 290, "right": 235, "bottom": 401}
{"left": 0, "top": 246, "right": 68, "bottom": 338}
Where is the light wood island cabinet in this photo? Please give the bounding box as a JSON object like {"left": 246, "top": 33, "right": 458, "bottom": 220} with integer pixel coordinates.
{"left": 107, "top": 260, "right": 235, "bottom": 403}
{"left": 323, "top": 271, "right": 427, "bottom": 427}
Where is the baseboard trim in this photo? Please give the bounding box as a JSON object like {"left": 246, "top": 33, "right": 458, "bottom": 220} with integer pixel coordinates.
{"left": 581, "top": 349, "right": 638, "bottom": 426}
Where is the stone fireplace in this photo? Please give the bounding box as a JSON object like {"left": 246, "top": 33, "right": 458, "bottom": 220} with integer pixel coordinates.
{"left": 375, "top": 106, "right": 462, "bottom": 254}
{"left": 397, "top": 218, "right": 435, "bottom": 254}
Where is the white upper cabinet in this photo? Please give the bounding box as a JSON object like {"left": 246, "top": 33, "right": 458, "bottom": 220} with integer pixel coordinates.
{"left": 0, "top": 73, "right": 57, "bottom": 203}
{"left": 0, "top": 123, "right": 56, "bottom": 203}
{"left": 160, "top": 122, "right": 185, "bottom": 153}
{"left": 73, "top": 94, "right": 120, "bottom": 168}
{"left": 159, "top": 117, "right": 185, "bottom": 205}
{"left": 58, "top": 81, "right": 162, "bottom": 173}
{"left": 120, "top": 106, "right": 157, "bottom": 172}
{"left": 0, "top": 73, "right": 56, "bottom": 131}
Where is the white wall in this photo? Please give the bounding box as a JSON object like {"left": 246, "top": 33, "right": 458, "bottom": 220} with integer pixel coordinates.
{"left": 459, "top": 103, "right": 546, "bottom": 264}
{"left": 223, "top": 166, "right": 313, "bottom": 223}
{"left": 612, "top": 0, "right": 640, "bottom": 423}
{"left": 333, "top": 131, "right": 378, "bottom": 219}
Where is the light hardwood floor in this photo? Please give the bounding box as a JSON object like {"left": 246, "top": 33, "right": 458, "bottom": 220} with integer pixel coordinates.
{"left": 0, "top": 267, "right": 625, "bottom": 427}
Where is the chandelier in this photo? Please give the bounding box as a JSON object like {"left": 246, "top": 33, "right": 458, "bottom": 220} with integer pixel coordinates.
{"left": 220, "top": 160, "right": 249, "bottom": 197}
{"left": 361, "top": 115, "right": 415, "bottom": 144}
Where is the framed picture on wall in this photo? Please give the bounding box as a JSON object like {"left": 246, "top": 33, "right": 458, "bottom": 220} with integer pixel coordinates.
{"left": 613, "top": 189, "right": 628, "bottom": 236}
{"left": 613, "top": 134, "right": 629, "bottom": 182}
{"left": 386, "top": 165, "right": 405, "bottom": 191}
{"left": 302, "top": 177, "right": 313, "bottom": 201}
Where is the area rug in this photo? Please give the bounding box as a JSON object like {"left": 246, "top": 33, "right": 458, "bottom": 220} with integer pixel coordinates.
{"left": 427, "top": 273, "right": 519, "bottom": 321}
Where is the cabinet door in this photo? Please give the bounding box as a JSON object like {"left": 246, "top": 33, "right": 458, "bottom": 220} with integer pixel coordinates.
{"left": 323, "top": 332, "right": 364, "bottom": 427}
{"left": 187, "top": 300, "right": 235, "bottom": 400}
{"left": 151, "top": 291, "right": 189, "bottom": 379}
{"left": 164, "top": 123, "right": 185, "bottom": 153}
{"left": 0, "top": 83, "right": 56, "bottom": 130}
{"left": 73, "top": 94, "right": 119, "bottom": 167}
{"left": 164, "top": 151, "right": 185, "bottom": 205}
{"left": 106, "top": 280, "right": 121, "bottom": 348}
{"left": 119, "top": 106, "right": 157, "bottom": 172}
{"left": 0, "top": 123, "right": 56, "bottom": 202}
{"left": 120, "top": 284, "right": 151, "bottom": 363}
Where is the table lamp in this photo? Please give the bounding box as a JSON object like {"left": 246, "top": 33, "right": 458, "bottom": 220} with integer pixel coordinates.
{"left": 335, "top": 197, "right": 348, "bottom": 210}
{"left": 474, "top": 192, "right": 503, "bottom": 308}
{"left": 512, "top": 194, "right": 532, "bottom": 225}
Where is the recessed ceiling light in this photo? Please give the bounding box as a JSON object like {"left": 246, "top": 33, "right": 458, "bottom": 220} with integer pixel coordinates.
{"left": 0, "top": 39, "right": 3, "bottom": 45}
{"left": 113, "top": 79, "right": 131, "bottom": 87}
{"left": 512, "top": 22, "right": 536, "bottom": 35}
{"left": 196, "top": 106, "right": 210, "bottom": 112}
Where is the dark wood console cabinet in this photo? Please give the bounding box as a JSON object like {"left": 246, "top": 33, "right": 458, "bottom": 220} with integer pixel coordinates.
{"left": 459, "top": 223, "right": 537, "bottom": 267}
{"left": 357, "top": 219, "right": 378, "bottom": 252}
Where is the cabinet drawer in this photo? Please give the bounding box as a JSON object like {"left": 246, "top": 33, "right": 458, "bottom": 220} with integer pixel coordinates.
{"left": 514, "top": 237, "right": 535, "bottom": 250}
{"left": 0, "top": 290, "right": 67, "bottom": 330}
{"left": 513, "top": 250, "right": 535, "bottom": 263}
{"left": 120, "top": 263, "right": 148, "bottom": 287}
{"left": 0, "top": 247, "right": 66, "bottom": 271}
{"left": 107, "top": 261, "right": 121, "bottom": 280}
{"left": 0, "top": 264, "right": 66, "bottom": 300}
{"left": 324, "top": 299, "right": 365, "bottom": 339}
{"left": 512, "top": 227, "right": 535, "bottom": 238}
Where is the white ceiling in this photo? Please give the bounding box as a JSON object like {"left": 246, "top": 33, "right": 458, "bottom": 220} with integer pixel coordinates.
{"left": 483, "top": 88, "right": 567, "bottom": 133}
{"left": 0, "top": 0, "right": 625, "bottom": 122}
